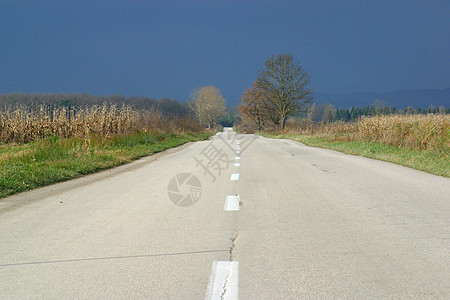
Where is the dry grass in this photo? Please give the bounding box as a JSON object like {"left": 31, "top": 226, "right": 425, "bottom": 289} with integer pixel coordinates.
{"left": 358, "top": 115, "right": 449, "bottom": 151}
{"left": 135, "top": 109, "right": 203, "bottom": 134}
{"left": 285, "top": 119, "right": 359, "bottom": 142}
{"left": 0, "top": 104, "right": 135, "bottom": 143}
{"left": 0, "top": 103, "right": 208, "bottom": 198}
{"left": 285, "top": 114, "right": 449, "bottom": 152}
{"left": 0, "top": 105, "right": 204, "bottom": 144}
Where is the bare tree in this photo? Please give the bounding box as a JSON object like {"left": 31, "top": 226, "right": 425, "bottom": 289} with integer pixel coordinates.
{"left": 322, "top": 104, "right": 336, "bottom": 123}
{"left": 257, "top": 54, "right": 313, "bottom": 130}
{"left": 188, "top": 86, "right": 226, "bottom": 128}
{"left": 308, "top": 103, "right": 335, "bottom": 123}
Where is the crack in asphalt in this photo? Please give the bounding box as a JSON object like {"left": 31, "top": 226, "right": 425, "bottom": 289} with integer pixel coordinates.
{"left": 0, "top": 249, "right": 228, "bottom": 267}
{"left": 219, "top": 233, "right": 238, "bottom": 299}
{"left": 220, "top": 263, "right": 233, "bottom": 300}
{"left": 229, "top": 233, "right": 238, "bottom": 261}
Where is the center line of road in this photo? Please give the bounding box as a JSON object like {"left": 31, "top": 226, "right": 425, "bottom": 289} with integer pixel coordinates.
{"left": 224, "top": 195, "right": 240, "bottom": 211}
{"left": 234, "top": 162, "right": 240, "bottom": 167}
{"left": 230, "top": 173, "right": 239, "bottom": 181}
{"left": 235, "top": 156, "right": 240, "bottom": 160}
{"left": 205, "top": 261, "right": 239, "bottom": 300}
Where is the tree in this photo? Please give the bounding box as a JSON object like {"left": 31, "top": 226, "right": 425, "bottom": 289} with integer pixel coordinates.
{"left": 257, "top": 54, "right": 313, "bottom": 130}
{"left": 188, "top": 86, "right": 226, "bottom": 128}
{"left": 238, "top": 82, "right": 266, "bottom": 131}
{"left": 308, "top": 103, "right": 335, "bottom": 123}
{"left": 323, "top": 104, "right": 336, "bottom": 123}
{"left": 219, "top": 106, "right": 238, "bottom": 127}
{"left": 308, "top": 103, "right": 319, "bottom": 122}
{"left": 158, "top": 98, "right": 188, "bottom": 116}
{"left": 261, "top": 94, "right": 282, "bottom": 130}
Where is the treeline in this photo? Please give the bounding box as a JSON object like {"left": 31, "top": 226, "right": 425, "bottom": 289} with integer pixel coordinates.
{"left": 0, "top": 93, "right": 189, "bottom": 116}
{"left": 309, "top": 103, "right": 449, "bottom": 123}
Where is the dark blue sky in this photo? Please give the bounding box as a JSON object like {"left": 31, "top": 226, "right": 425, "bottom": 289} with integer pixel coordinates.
{"left": 1, "top": 0, "right": 449, "bottom": 106}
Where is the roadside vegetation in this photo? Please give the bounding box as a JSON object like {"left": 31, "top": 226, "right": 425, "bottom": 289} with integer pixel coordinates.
{"left": 260, "top": 115, "right": 450, "bottom": 177}
{"left": 238, "top": 53, "right": 449, "bottom": 177}
{"left": 0, "top": 102, "right": 213, "bottom": 198}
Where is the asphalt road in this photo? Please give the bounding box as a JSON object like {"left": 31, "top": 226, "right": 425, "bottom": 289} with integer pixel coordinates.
{"left": 0, "top": 129, "right": 449, "bottom": 299}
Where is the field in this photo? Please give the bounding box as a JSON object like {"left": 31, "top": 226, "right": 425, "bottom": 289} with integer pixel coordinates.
{"left": 285, "top": 114, "right": 449, "bottom": 151}
{"left": 0, "top": 105, "right": 212, "bottom": 198}
{"left": 264, "top": 114, "right": 450, "bottom": 177}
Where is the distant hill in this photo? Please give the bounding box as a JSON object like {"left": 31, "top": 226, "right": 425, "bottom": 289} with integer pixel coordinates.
{"left": 314, "top": 88, "right": 450, "bottom": 108}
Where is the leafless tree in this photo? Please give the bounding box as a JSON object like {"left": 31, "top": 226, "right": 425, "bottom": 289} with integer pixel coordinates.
{"left": 188, "top": 86, "right": 226, "bottom": 128}
{"left": 257, "top": 54, "right": 313, "bottom": 130}
{"left": 308, "top": 103, "right": 336, "bottom": 123}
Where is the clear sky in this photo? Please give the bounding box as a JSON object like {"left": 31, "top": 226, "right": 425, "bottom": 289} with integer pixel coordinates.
{"left": 1, "top": 0, "right": 449, "bottom": 105}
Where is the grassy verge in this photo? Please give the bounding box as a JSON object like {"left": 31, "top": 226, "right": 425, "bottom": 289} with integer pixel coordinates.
{"left": 260, "top": 133, "right": 449, "bottom": 178}
{"left": 0, "top": 131, "right": 214, "bottom": 198}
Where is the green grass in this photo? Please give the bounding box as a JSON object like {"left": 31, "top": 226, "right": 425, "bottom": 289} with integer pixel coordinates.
{"left": 260, "top": 133, "right": 450, "bottom": 178}
{"left": 0, "top": 131, "right": 214, "bottom": 198}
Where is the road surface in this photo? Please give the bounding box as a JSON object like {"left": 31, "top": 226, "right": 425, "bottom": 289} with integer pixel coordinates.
{"left": 1, "top": 129, "right": 449, "bottom": 299}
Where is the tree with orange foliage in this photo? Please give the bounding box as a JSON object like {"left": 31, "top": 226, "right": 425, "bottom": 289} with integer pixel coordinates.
{"left": 238, "top": 82, "right": 266, "bottom": 131}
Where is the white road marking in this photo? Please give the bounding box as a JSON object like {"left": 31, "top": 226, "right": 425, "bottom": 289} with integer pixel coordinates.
{"left": 236, "top": 141, "right": 240, "bottom": 145}
{"left": 205, "top": 261, "right": 239, "bottom": 300}
{"left": 236, "top": 150, "right": 240, "bottom": 154}
{"left": 230, "top": 173, "right": 239, "bottom": 181}
{"left": 224, "top": 195, "right": 240, "bottom": 211}
{"left": 234, "top": 163, "right": 240, "bottom": 167}
{"left": 235, "top": 156, "right": 240, "bottom": 160}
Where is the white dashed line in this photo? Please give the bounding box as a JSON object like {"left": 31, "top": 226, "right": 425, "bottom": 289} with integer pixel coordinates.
{"left": 224, "top": 195, "right": 240, "bottom": 211}
{"left": 235, "top": 156, "right": 240, "bottom": 160}
{"left": 234, "top": 163, "right": 240, "bottom": 167}
{"left": 230, "top": 173, "right": 239, "bottom": 181}
{"left": 205, "top": 261, "right": 239, "bottom": 300}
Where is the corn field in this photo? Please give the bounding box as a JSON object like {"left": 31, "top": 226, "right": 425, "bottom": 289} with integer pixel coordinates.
{"left": 286, "top": 114, "right": 449, "bottom": 152}
{"left": 0, "top": 104, "right": 205, "bottom": 144}
{"left": 358, "top": 114, "right": 449, "bottom": 151}
{"left": 0, "top": 104, "right": 135, "bottom": 143}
